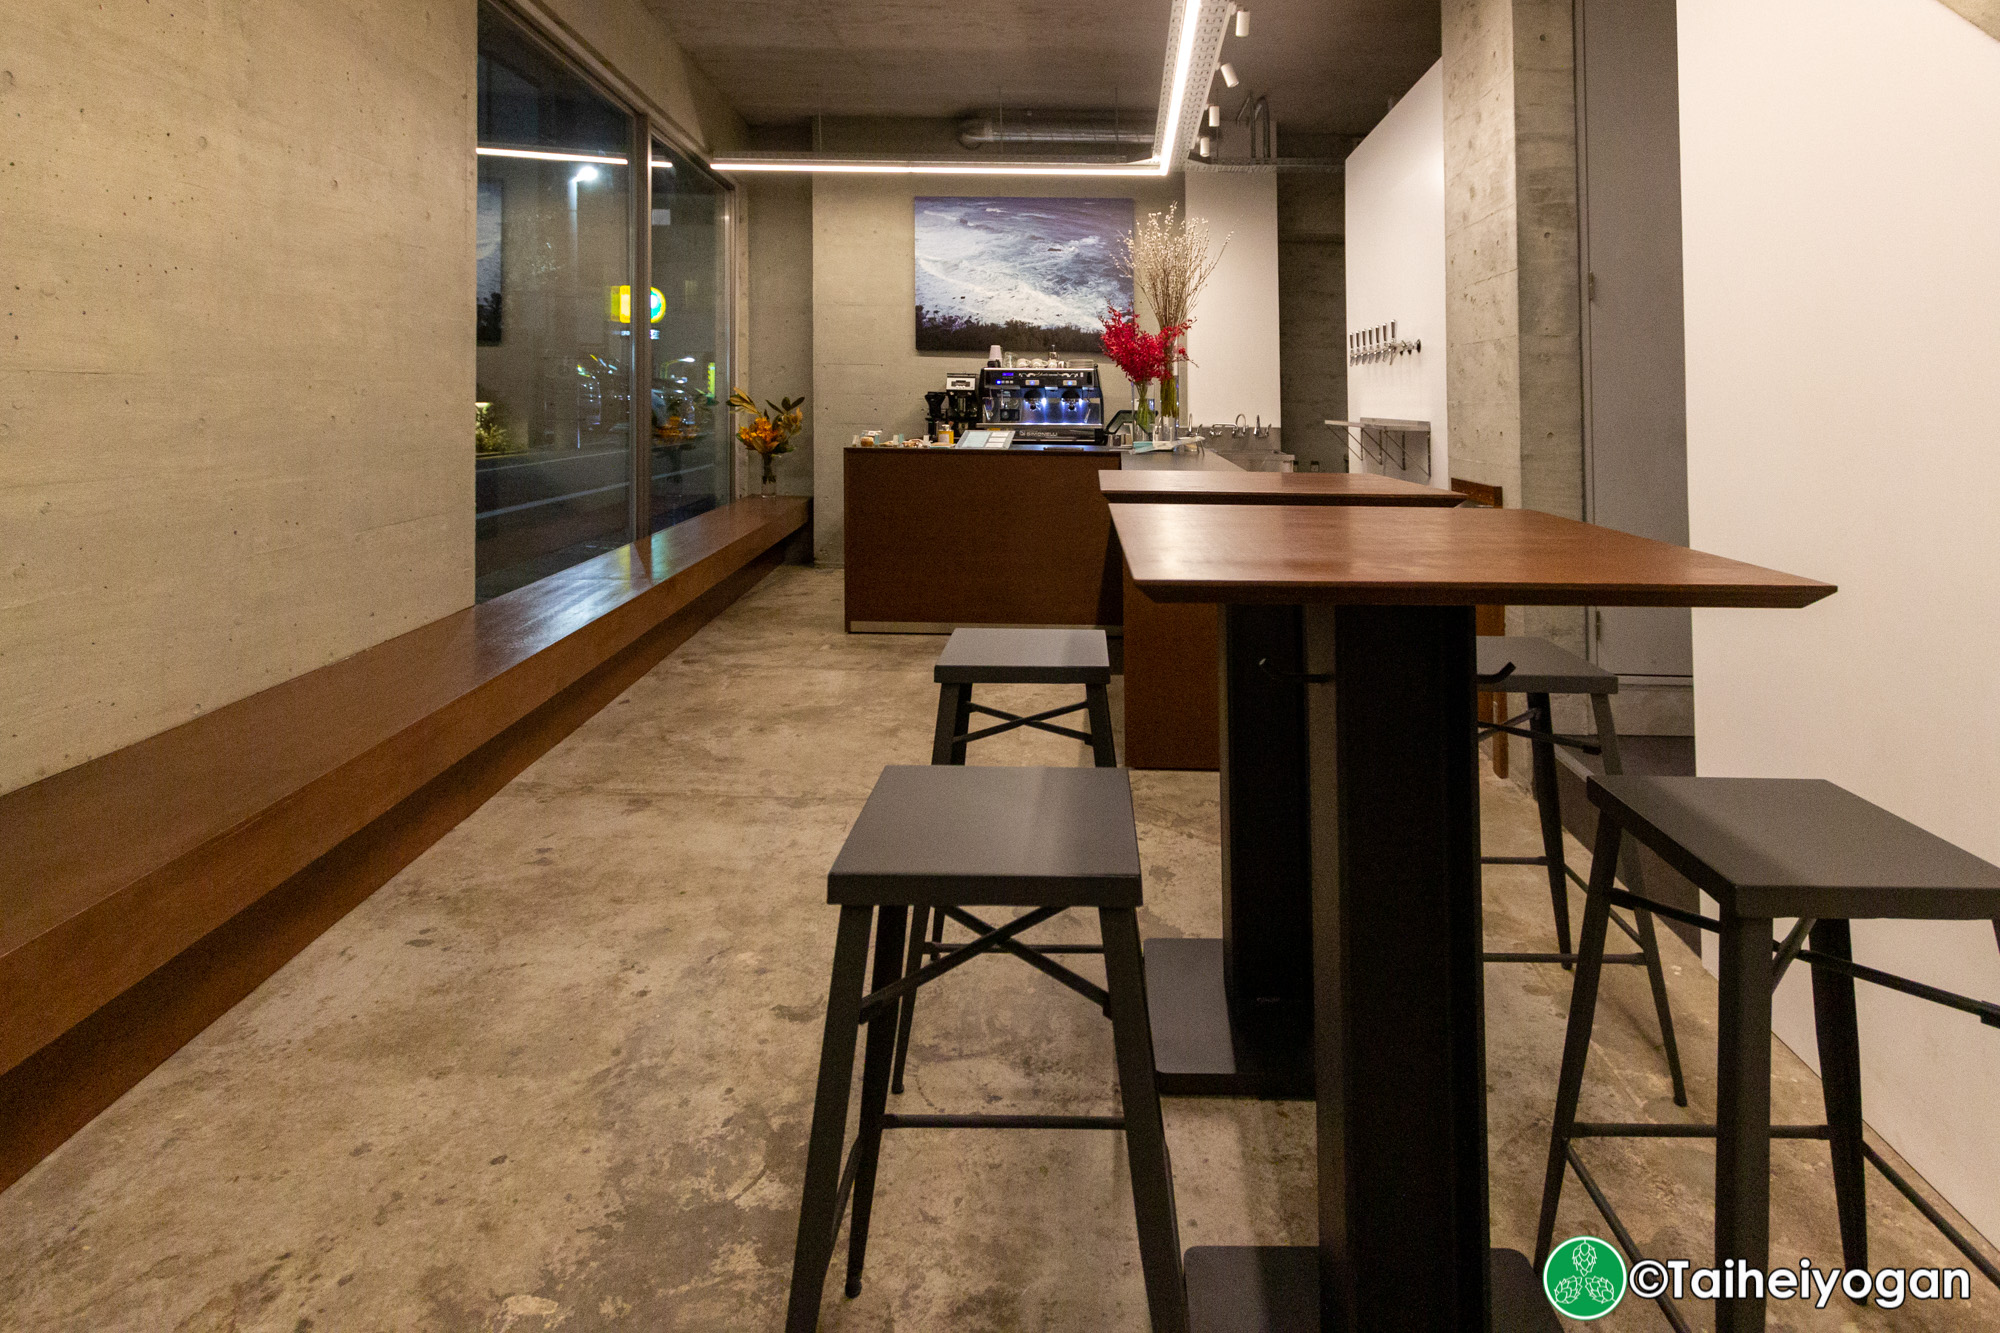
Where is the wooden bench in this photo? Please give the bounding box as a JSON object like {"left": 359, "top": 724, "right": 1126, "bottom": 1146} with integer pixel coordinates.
{"left": 0, "top": 497, "right": 807, "bottom": 1186}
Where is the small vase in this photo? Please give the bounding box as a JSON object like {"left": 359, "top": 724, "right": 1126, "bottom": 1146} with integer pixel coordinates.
{"left": 759, "top": 453, "right": 778, "bottom": 496}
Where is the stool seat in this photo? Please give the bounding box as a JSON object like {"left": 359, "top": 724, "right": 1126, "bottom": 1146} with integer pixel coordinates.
{"left": 1590, "top": 775, "right": 2000, "bottom": 920}
{"left": 1477, "top": 635, "right": 1617, "bottom": 696}
{"left": 830, "top": 766, "right": 1141, "bottom": 907}
{"left": 934, "top": 627, "right": 1112, "bottom": 685}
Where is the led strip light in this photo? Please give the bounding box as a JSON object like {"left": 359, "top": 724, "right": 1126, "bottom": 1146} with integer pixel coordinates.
{"left": 712, "top": 0, "right": 1230, "bottom": 177}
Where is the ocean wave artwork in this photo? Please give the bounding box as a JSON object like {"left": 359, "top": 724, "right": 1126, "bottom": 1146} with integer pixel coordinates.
{"left": 914, "top": 196, "right": 1134, "bottom": 353}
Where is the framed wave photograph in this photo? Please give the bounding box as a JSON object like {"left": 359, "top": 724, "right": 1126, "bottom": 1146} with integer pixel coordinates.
{"left": 914, "top": 196, "right": 1134, "bottom": 353}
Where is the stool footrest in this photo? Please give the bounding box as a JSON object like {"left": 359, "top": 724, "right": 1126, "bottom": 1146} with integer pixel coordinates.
{"left": 923, "top": 941, "right": 1103, "bottom": 956}
{"left": 957, "top": 700, "right": 1095, "bottom": 748}
{"left": 1477, "top": 719, "right": 1602, "bottom": 755}
{"left": 1485, "top": 951, "right": 1647, "bottom": 965}
{"left": 881, "top": 1113, "right": 1124, "bottom": 1131}
{"left": 858, "top": 905, "right": 1063, "bottom": 1021}
{"left": 1569, "top": 1120, "right": 1831, "bottom": 1140}
{"left": 939, "top": 906, "right": 1110, "bottom": 1009}
{"left": 1596, "top": 887, "right": 2000, "bottom": 1026}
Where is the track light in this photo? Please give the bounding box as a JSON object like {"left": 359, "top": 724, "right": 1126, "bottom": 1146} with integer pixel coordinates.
{"left": 1220, "top": 62, "right": 1239, "bottom": 88}
{"left": 1199, "top": 134, "right": 1213, "bottom": 157}
{"left": 1207, "top": 104, "right": 1220, "bottom": 128}
{"left": 1235, "top": 8, "right": 1250, "bottom": 37}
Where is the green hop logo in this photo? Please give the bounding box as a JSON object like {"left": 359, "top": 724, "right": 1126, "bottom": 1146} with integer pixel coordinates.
{"left": 1543, "top": 1236, "right": 1626, "bottom": 1320}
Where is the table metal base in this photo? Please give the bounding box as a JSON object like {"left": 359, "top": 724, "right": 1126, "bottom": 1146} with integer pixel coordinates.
{"left": 1184, "top": 1246, "right": 1560, "bottom": 1332}
{"left": 1145, "top": 937, "right": 1314, "bottom": 1099}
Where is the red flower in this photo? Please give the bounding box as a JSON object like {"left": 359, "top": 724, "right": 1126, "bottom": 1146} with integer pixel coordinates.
{"left": 1098, "top": 306, "right": 1188, "bottom": 387}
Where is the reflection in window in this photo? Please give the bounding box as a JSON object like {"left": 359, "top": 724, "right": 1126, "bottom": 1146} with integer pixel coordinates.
{"left": 474, "top": 2, "right": 633, "bottom": 601}
{"left": 648, "top": 143, "right": 731, "bottom": 532}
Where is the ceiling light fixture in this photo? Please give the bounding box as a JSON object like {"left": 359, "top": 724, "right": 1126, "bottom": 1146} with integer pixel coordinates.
{"left": 476, "top": 145, "right": 627, "bottom": 166}
{"left": 1207, "top": 104, "right": 1221, "bottom": 128}
{"left": 1197, "top": 134, "right": 1213, "bottom": 158}
{"left": 700, "top": 157, "right": 1170, "bottom": 177}
{"left": 1235, "top": 8, "right": 1250, "bottom": 38}
{"left": 714, "top": 0, "right": 1228, "bottom": 177}
{"left": 1219, "top": 62, "right": 1240, "bottom": 88}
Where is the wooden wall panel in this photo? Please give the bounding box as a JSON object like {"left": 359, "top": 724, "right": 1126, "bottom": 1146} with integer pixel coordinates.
{"left": 843, "top": 450, "right": 1121, "bottom": 628}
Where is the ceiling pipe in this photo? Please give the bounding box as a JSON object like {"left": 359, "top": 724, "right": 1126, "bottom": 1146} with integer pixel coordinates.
{"left": 956, "top": 112, "right": 1155, "bottom": 151}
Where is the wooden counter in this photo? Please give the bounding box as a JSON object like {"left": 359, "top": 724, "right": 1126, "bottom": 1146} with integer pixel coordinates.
{"left": 843, "top": 448, "right": 1123, "bottom": 631}
{"left": 841, "top": 445, "right": 1240, "bottom": 632}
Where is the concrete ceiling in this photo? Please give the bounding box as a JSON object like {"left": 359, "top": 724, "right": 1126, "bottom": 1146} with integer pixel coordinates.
{"left": 647, "top": 0, "right": 1439, "bottom": 140}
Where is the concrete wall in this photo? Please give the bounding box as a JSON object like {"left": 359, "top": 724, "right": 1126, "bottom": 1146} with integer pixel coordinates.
{"left": 0, "top": 1, "right": 476, "bottom": 796}
{"left": 743, "top": 177, "right": 814, "bottom": 497}
{"left": 515, "top": 0, "right": 748, "bottom": 156}
{"left": 0, "top": 0, "right": 745, "bottom": 796}
{"left": 808, "top": 173, "right": 1182, "bottom": 563}
{"left": 1344, "top": 63, "right": 1449, "bottom": 486}
{"left": 1181, "top": 172, "right": 1282, "bottom": 432}
{"left": 1276, "top": 172, "right": 1347, "bottom": 473}
{"left": 1442, "top": 0, "right": 1585, "bottom": 667}
{"left": 1681, "top": 0, "right": 2000, "bottom": 1242}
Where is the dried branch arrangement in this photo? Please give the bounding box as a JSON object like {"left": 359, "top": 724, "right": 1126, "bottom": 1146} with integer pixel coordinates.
{"left": 1120, "top": 205, "right": 1231, "bottom": 333}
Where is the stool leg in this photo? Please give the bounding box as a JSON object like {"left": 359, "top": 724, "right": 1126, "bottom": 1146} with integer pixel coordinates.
{"left": 1526, "top": 693, "right": 1572, "bottom": 966}
{"left": 1631, "top": 907, "right": 1690, "bottom": 1108}
{"left": 889, "top": 907, "right": 928, "bottom": 1095}
{"left": 785, "top": 906, "right": 876, "bottom": 1333}
{"left": 1809, "top": 918, "right": 1869, "bottom": 1277}
{"left": 1714, "top": 910, "right": 1775, "bottom": 1333}
{"left": 843, "top": 905, "right": 910, "bottom": 1299}
{"left": 1535, "top": 815, "right": 1621, "bottom": 1264}
{"left": 1099, "top": 907, "right": 1189, "bottom": 1333}
{"left": 952, "top": 686, "right": 974, "bottom": 764}
{"left": 932, "top": 684, "right": 965, "bottom": 765}
{"left": 1085, "top": 682, "right": 1118, "bottom": 767}
{"left": 1592, "top": 693, "right": 1689, "bottom": 1107}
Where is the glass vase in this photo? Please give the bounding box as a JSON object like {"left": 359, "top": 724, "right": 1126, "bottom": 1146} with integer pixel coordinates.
{"left": 759, "top": 452, "right": 778, "bottom": 496}
{"left": 1133, "top": 383, "right": 1154, "bottom": 438}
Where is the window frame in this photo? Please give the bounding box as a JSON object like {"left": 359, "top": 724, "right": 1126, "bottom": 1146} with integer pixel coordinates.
{"left": 478, "top": 0, "right": 739, "bottom": 572}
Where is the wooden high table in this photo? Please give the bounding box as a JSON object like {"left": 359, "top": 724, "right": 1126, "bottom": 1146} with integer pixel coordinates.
{"left": 1111, "top": 502, "right": 1834, "bottom": 1332}
{"left": 1103, "top": 471, "right": 1466, "bottom": 1099}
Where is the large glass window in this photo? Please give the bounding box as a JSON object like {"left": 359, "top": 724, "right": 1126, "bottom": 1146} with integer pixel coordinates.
{"left": 646, "top": 143, "right": 732, "bottom": 531}
{"left": 475, "top": 4, "right": 634, "bottom": 600}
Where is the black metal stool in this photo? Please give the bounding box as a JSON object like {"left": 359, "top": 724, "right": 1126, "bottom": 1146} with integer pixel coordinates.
{"left": 1477, "top": 636, "right": 1687, "bottom": 1105}
{"left": 931, "top": 627, "right": 1117, "bottom": 767}
{"left": 893, "top": 627, "right": 1118, "bottom": 1093}
{"left": 1536, "top": 775, "right": 2000, "bottom": 1333}
{"left": 785, "top": 765, "right": 1187, "bottom": 1333}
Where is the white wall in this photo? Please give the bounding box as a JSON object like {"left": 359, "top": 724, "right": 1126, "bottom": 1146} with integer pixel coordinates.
{"left": 1182, "top": 171, "right": 1282, "bottom": 428}
{"left": 1344, "top": 62, "right": 1448, "bottom": 482}
{"left": 1681, "top": 0, "right": 2000, "bottom": 1240}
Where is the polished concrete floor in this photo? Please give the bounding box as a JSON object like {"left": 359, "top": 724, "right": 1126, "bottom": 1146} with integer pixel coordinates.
{"left": 1, "top": 566, "right": 1993, "bottom": 1331}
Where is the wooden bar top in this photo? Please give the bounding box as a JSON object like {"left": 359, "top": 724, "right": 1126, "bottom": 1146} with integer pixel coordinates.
{"left": 1112, "top": 503, "right": 1835, "bottom": 608}
{"left": 1100, "top": 471, "right": 1463, "bottom": 505}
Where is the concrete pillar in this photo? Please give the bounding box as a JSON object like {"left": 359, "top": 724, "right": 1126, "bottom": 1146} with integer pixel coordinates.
{"left": 1443, "top": 0, "right": 1585, "bottom": 652}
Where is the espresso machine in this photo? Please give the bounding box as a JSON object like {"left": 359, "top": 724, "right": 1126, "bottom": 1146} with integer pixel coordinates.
{"left": 979, "top": 365, "right": 1104, "bottom": 445}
